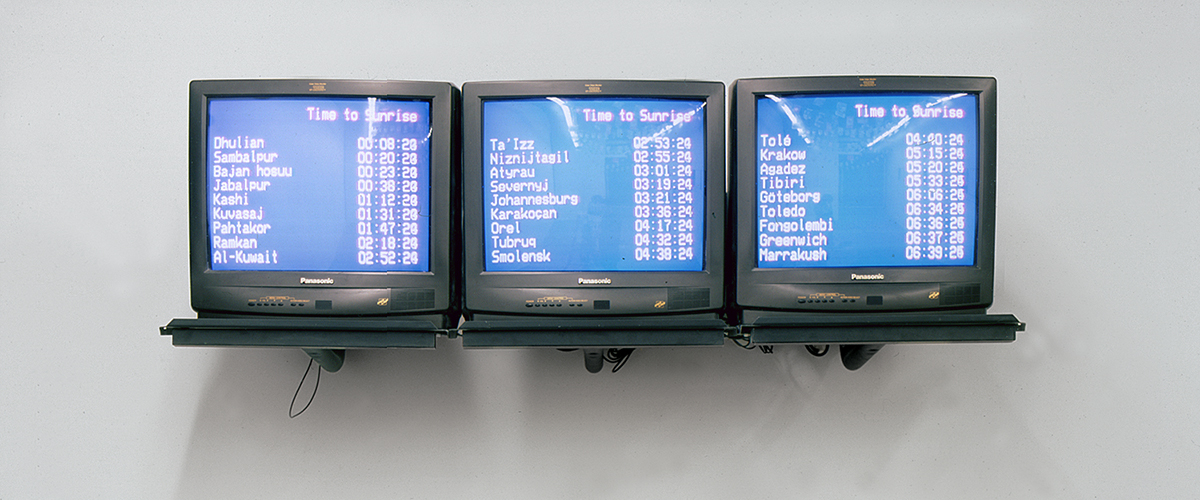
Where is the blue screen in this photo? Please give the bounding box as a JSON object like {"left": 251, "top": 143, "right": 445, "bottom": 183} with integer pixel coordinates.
{"left": 482, "top": 97, "right": 706, "bottom": 272}
{"left": 755, "top": 92, "right": 979, "bottom": 268}
{"left": 207, "top": 96, "right": 431, "bottom": 272}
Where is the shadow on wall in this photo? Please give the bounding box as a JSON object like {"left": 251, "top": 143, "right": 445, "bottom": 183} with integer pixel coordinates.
{"left": 169, "top": 338, "right": 1073, "bottom": 498}
{"left": 171, "top": 342, "right": 480, "bottom": 498}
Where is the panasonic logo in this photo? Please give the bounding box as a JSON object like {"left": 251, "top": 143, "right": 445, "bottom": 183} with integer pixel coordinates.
{"left": 851, "top": 274, "right": 885, "bottom": 281}
{"left": 300, "top": 277, "right": 334, "bottom": 285}
{"left": 578, "top": 278, "right": 612, "bottom": 285}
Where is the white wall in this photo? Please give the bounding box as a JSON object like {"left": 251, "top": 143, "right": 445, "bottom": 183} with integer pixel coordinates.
{"left": 2, "top": 1, "right": 1197, "bottom": 498}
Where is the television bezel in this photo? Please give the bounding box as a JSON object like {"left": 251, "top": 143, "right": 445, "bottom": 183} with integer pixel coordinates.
{"left": 188, "top": 79, "right": 459, "bottom": 317}
{"left": 461, "top": 79, "right": 726, "bottom": 317}
{"left": 731, "top": 75, "right": 997, "bottom": 313}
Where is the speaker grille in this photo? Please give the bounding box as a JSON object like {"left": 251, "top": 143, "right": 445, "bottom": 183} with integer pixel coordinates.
{"left": 939, "top": 283, "right": 981, "bottom": 306}
{"left": 668, "top": 287, "right": 710, "bottom": 310}
{"left": 391, "top": 289, "right": 435, "bottom": 311}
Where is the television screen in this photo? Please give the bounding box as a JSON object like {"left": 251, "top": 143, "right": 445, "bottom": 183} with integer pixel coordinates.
{"left": 462, "top": 80, "right": 725, "bottom": 317}
{"left": 206, "top": 96, "right": 432, "bottom": 272}
{"left": 481, "top": 97, "right": 706, "bottom": 272}
{"left": 189, "top": 80, "right": 458, "bottom": 320}
{"left": 732, "top": 76, "right": 996, "bottom": 314}
{"left": 754, "top": 92, "right": 979, "bottom": 269}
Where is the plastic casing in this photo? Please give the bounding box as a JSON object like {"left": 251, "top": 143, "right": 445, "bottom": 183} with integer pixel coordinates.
{"left": 461, "top": 80, "right": 726, "bottom": 317}
{"left": 730, "top": 75, "right": 997, "bottom": 314}
{"left": 188, "top": 79, "right": 459, "bottom": 319}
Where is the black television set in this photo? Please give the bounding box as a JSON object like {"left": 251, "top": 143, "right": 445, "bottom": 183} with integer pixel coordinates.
{"left": 187, "top": 79, "right": 459, "bottom": 327}
{"left": 730, "top": 75, "right": 998, "bottom": 321}
{"left": 460, "top": 80, "right": 726, "bottom": 319}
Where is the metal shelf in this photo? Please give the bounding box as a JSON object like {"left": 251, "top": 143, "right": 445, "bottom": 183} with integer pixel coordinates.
{"left": 161, "top": 313, "right": 1024, "bottom": 372}
{"left": 743, "top": 313, "right": 1025, "bottom": 344}
{"left": 160, "top": 317, "right": 444, "bottom": 371}
{"left": 458, "top": 317, "right": 729, "bottom": 348}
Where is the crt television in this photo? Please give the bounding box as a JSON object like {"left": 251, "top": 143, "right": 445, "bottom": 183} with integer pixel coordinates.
{"left": 188, "top": 79, "right": 458, "bottom": 324}
{"left": 731, "top": 75, "right": 997, "bottom": 317}
{"left": 461, "top": 80, "right": 726, "bottom": 317}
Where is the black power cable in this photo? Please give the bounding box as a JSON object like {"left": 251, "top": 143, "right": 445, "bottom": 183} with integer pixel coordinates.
{"left": 289, "top": 358, "right": 321, "bottom": 418}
